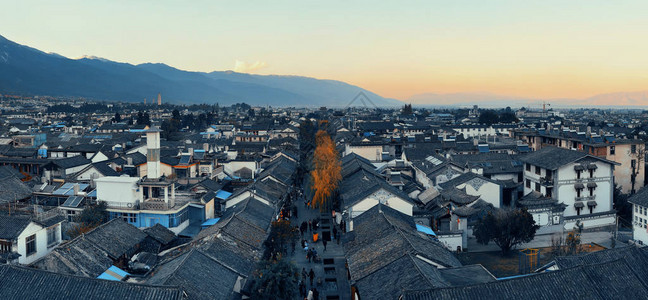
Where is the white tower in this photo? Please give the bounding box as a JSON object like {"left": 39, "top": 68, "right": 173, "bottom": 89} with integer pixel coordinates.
{"left": 146, "top": 127, "right": 162, "bottom": 179}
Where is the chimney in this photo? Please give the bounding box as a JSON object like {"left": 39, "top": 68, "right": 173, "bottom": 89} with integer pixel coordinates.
{"left": 127, "top": 156, "right": 133, "bottom": 166}
{"left": 73, "top": 183, "right": 80, "bottom": 196}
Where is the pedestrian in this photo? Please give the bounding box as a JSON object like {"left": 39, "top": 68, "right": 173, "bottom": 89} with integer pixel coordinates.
{"left": 302, "top": 268, "right": 307, "bottom": 281}
{"left": 307, "top": 289, "right": 313, "bottom": 300}
{"left": 336, "top": 231, "right": 341, "bottom": 245}
{"left": 309, "top": 268, "right": 315, "bottom": 286}
{"left": 307, "top": 249, "right": 312, "bottom": 263}
{"left": 333, "top": 226, "right": 338, "bottom": 238}
{"left": 299, "top": 281, "right": 307, "bottom": 298}
{"left": 312, "top": 288, "right": 320, "bottom": 300}
{"left": 323, "top": 239, "right": 327, "bottom": 251}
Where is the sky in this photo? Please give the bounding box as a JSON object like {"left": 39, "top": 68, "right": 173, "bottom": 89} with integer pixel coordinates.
{"left": 2, "top": 0, "right": 648, "bottom": 101}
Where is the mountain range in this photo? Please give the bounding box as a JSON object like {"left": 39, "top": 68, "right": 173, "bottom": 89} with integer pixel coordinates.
{"left": 0, "top": 35, "right": 401, "bottom": 107}
{"left": 407, "top": 91, "right": 648, "bottom": 108}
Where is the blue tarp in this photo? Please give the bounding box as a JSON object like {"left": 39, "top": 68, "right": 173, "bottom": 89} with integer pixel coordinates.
{"left": 416, "top": 224, "right": 436, "bottom": 236}
{"left": 216, "top": 190, "right": 232, "bottom": 200}
{"left": 97, "top": 265, "right": 129, "bottom": 281}
{"left": 201, "top": 218, "right": 221, "bottom": 227}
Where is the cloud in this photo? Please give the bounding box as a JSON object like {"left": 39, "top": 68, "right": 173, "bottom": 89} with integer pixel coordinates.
{"left": 234, "top": 60, "right": 268, "bottom": 73}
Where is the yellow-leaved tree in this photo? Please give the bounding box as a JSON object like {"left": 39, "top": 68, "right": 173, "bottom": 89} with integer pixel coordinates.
{"left": 310, "top": 130, "right": 341, "bottom": 210}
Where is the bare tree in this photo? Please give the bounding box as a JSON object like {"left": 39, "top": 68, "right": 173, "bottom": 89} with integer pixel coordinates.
{"left": 629, "top": 144, "right": 646, "bottom": 194}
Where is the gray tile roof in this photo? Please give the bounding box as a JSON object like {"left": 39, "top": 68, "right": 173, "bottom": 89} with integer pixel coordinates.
{"left": 402, "top": 259, "right": 648, "bottom": 300}
{"left": 0, "top": 264, "right": 183, "bottom": 300}
{"left": 34, "top": 219, "right": 147, "bottom": 277}
{"left": 346, "top": 205, "right": 462, "bottom": 299}
{"left": 144, "top": 224, "right": 177, "bottom": 245}
{"left": 629, "top": 185, "right": 648, "bottom": 207}
{"left": 519, "top": 146, "right": 617, "bottom": 170}
{"left": 147, "top": 249, "right": 240, "bottom": 300}
{"left": 0, "top": 177, "right": 33, "bottom": 203}
{"left": 554, "top": 246, "right": 648, "bottom": 286}
{"left": 0, "top": 215, "right": 32, "bottom": 240}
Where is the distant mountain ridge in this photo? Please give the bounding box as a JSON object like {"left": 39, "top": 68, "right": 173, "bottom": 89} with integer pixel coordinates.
{"left": 0, "top": 35, "right": 401, "bottom": 107}
{"left": 407, "top": 91, "right": 648, "bottom": 107}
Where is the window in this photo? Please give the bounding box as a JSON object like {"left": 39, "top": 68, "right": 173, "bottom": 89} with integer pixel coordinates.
{"left": 588, "top": 187, "right": 595, "bottom": 197}
{"left": 535, "top": 166, "right": 541, "bottom": 175}
{"left": 546, "top": 187, "right": 553, "bottom": 198}
{"left": 576, "top": 188, "right": 582, "bottom": 198}
{"left": 589, "top": 169, "right": 594, "bottom": 178}
{"left": 632, "top": 144, "right": 637, "bottom": 154}
{"left": 26, "top": 234, "right": 36, "bottom": 256}
{"left": 47, "top": 226, "right": 58, "bottom": 247}
{"left": 526, "top": 179, "right": 531, "bottom": 188}
{"left": 576, "top": 207, "right": 582, "bottom": 216}
{"left": 589, "top": 206, "right": 594, "bottom": 214}
{"left": 526, "top": 164, "right": 531, "bottom": 172}
{"left": 118, "top": 213, "right": 137, "bottom": 223}
{"left": 535, "top": 182, "right": 540, "bottom": 192}
{"left": 576, "top": 170, "right": 582, "bottom": 179}
{"left": 610, "top": 146, "right": 615, "bottom": 155}
{"left": 637, "top": 205, "right": 639, "bottom": 213}
{"left": 0, "top": 240, "right": 11, "bottom": 253}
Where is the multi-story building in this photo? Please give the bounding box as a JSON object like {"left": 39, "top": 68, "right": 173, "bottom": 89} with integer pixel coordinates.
{"left": 520, "top": 147, "right": 618, "bottom": 230}
{"left": 628, "top": 187, "right": 648, "bottom": 244}
{"left": 514, "top": 128, "right": 644, "bottom": 194}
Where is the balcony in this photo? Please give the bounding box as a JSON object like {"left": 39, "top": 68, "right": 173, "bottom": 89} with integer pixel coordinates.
{"left": 575, "top": 195, "right": 595, "bottom": 202}
{"left": 540, "top": 177, "right": 554, "bottom": 187}
{"left": 102, "top": 200, "right": 139, "bottom": 210}
{"left": 142, "top": 198, "right": 172, "bottom": 211}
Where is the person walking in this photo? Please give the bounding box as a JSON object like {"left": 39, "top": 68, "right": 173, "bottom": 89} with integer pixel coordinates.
{"left": 299, "top": 281, "right": 307, "bottom": 298}
{"left": 322, "top": 239, "right": 327, "bottom": 251}
{"left": 312, "top": 288, "right": 320, "bottom": 300}
{"left": 309, "top": 268, "right": 315, "bottom": 286}
{"left": 302, "top": 268, "right": 307, "bottom": 282}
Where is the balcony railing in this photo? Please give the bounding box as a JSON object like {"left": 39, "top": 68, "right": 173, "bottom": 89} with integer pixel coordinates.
{"left": 540, "top": 177, "right": 554, "bottom": 186}
{"left": 575, "top": 195, "right": 595, "bottom": 201}
{"left": 101, "top": 200, "right": 139, "bottom": 210}
{"left": 142, "top": 198, "right": 171, "bottom": 210}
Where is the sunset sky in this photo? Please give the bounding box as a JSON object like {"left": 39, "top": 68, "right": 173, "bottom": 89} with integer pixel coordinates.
{"left": 2, "top": 0, "right": 648, "bottom": 101}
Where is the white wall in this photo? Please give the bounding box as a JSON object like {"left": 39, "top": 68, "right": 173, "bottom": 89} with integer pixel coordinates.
{"left": 556, "top": 161, "right": 613, "bottom": 218}
{"left": 632, "top": 204, "right": 648, "bottom": 244}
{"left": 345, "top": 144, "right": 382, "bottom": 162}
{"left": 95, "top": 177, "right": 142, "bottom": 207}
{"left": 456, "top": 179, "right": 502, "bottom": 208}
{"left": 16, "top": 222, "right": 61, "bottom": 265}
{"left": 437, "top": 233, "right": 463, "bottom": 252}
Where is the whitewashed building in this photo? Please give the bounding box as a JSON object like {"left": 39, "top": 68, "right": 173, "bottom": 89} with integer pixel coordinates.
{"left": 520, "top": 147, "right": 618, "bottom": 230}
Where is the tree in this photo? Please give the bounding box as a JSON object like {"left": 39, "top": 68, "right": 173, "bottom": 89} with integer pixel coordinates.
{"left": 250, "top": 260, "right": 299, "bottom": 300}
{"left": 628, "top": 144, "right": 646, "bottom": 194}
{"left": 613, "top": 184, "right": 631, "bottom": 224}
{"left": 401, "top": 103, "right": 413, "bottom": 115}
{"left": 310, "top": 130, "right": 341, "bottom": 211}
{"left": 263, "top": 219, "right": 298, "bottom": 260}
{"left": 551, "top": 225, "right": 583, "bottom": 258}
{"left": 478, "top": 110, "right": 499, "bottom": 125}
{"left": 473, "top": 208, "right": 540, "bottom": 255}
{"left": 113, "top": 112, "right": 122, "bottom": 123}
{"left": 67, "top": 202, "right": 109, "bottom": 238}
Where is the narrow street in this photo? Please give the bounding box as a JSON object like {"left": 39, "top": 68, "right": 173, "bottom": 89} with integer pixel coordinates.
{"left": 286, "top": 189, "right": 351, "bottom": 300}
